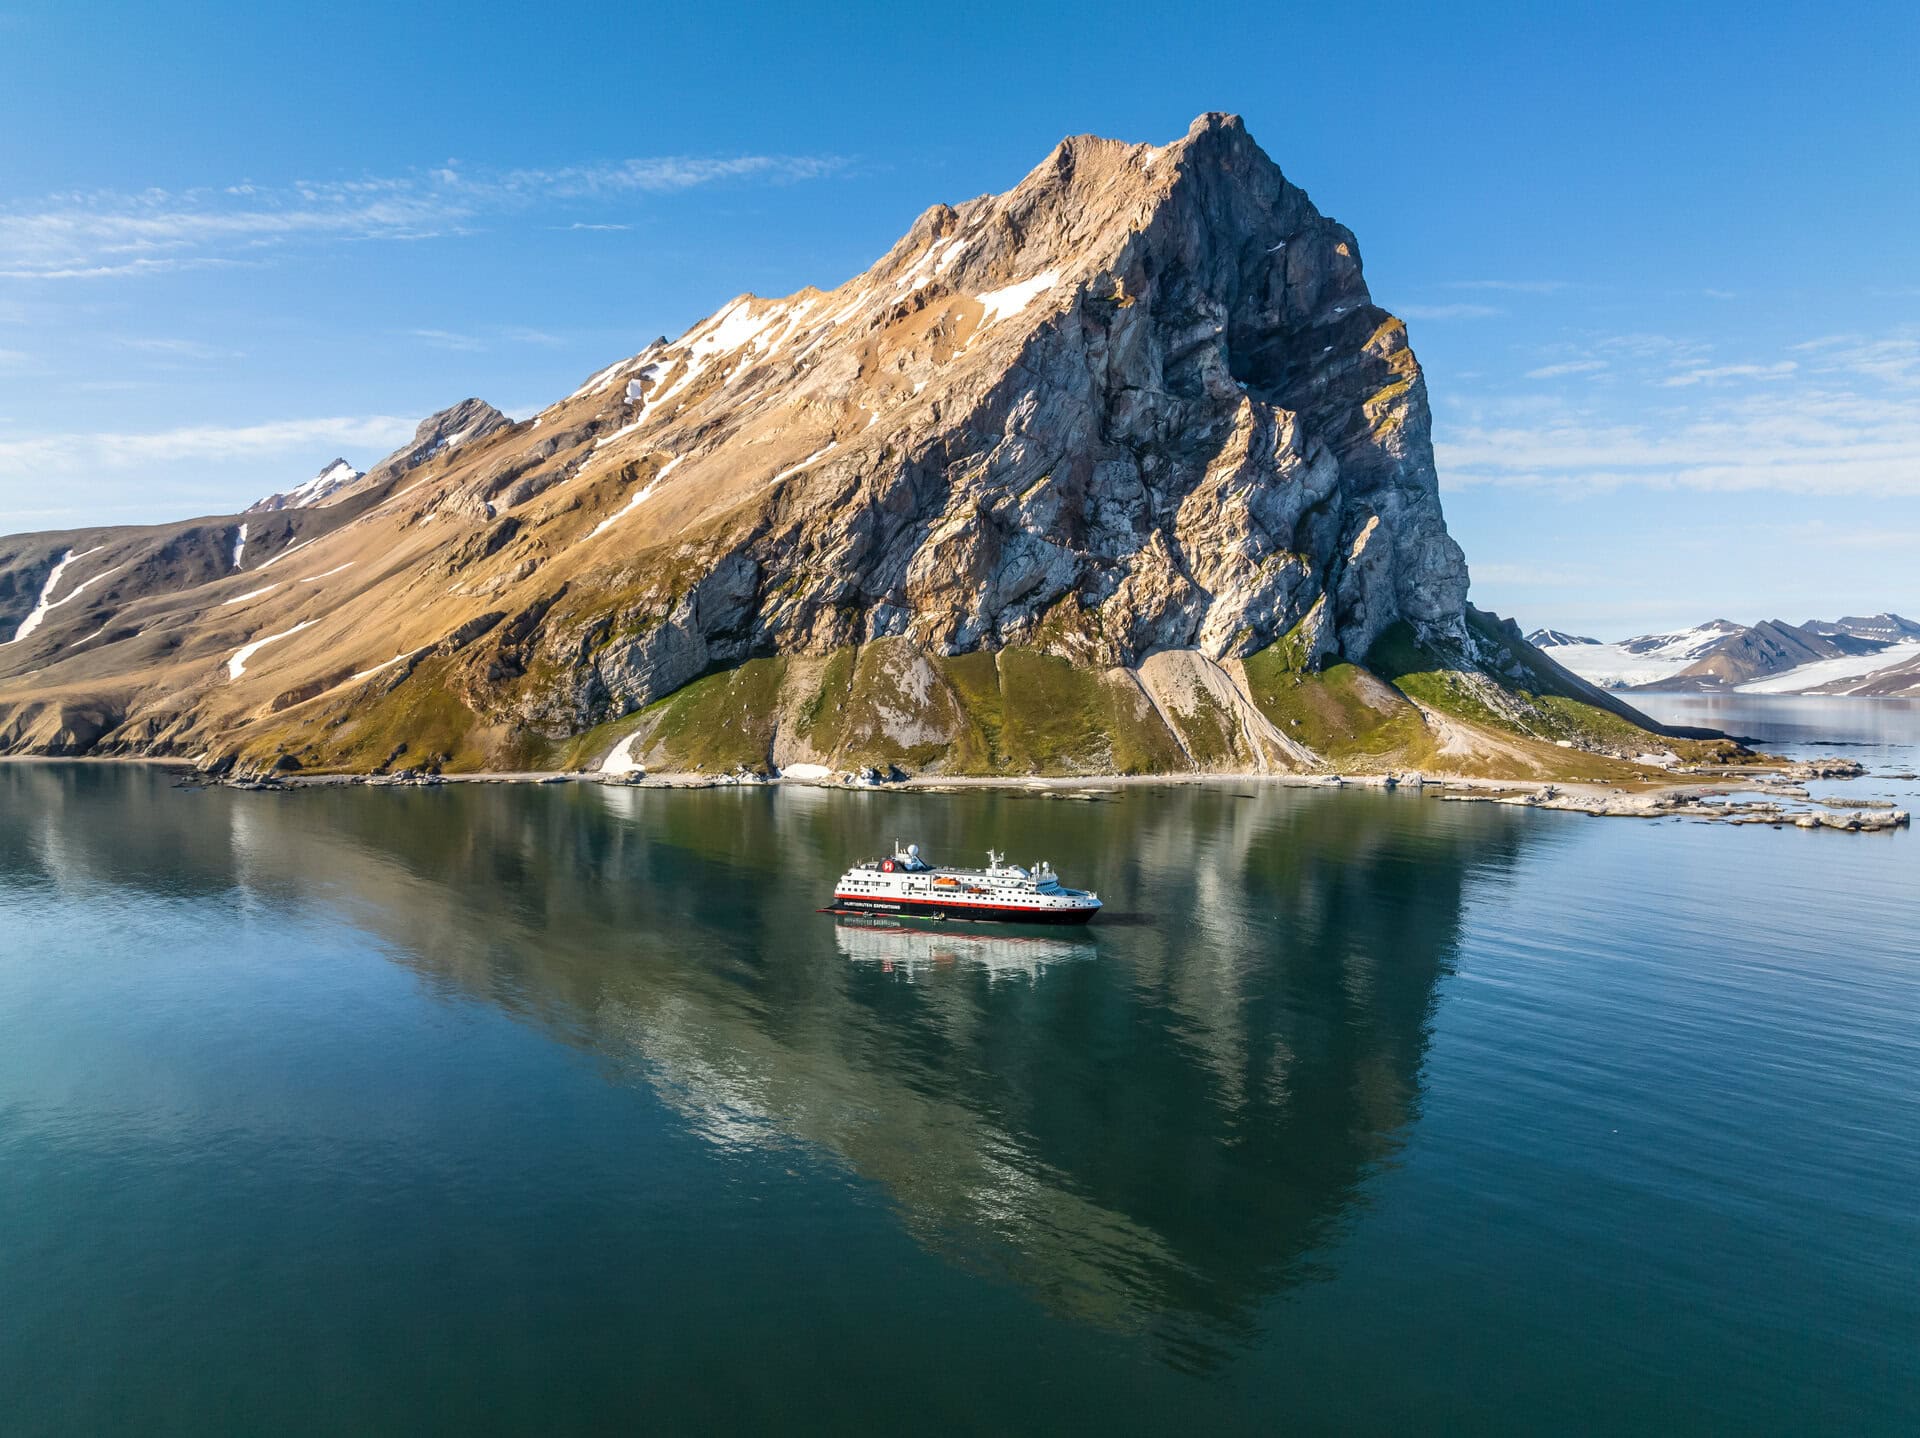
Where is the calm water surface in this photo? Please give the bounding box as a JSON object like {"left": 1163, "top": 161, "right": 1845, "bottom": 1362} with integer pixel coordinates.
{"left": 2, "top": 699, "right": 1916, "bottom": 1434}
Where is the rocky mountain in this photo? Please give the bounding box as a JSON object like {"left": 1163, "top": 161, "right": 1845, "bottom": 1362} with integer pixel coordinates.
{"left": 1801, "top": 613, "right": 1920, "bottom": 644}
{"left": 1536, "top": 616, "right": 1920, "bottom": 695}
{"left": 0, "top": 115, "right": 1734, "bottom": 780}
{"left": 348, "top": 399, "right": 511, "bottom": 501}
{"left": 1526, "top": 628, "right": 1597, "bottom": 648}
{"left": 1662, "top": 621, "right": 1882, "bottom": 689}
{"left": 1619, "top": 621, "right": 1745, "bottom": 660}
{"left": 251, "top": 458, "right": 364, "bottom": 512}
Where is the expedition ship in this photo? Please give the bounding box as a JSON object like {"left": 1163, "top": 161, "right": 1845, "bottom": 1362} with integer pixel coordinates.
{"left": 827, "top": 843, "right": 1102, "bottom": 925}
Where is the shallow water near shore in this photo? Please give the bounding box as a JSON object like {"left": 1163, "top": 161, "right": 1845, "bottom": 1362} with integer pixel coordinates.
{"left": 2, "top": 698, "right": 1917, "bottom": 1434}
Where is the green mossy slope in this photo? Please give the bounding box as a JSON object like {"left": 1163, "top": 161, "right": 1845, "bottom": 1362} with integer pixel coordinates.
{"left": 218, "top": 619, "right": 1736, "bottom": 784}
{"left": 1240, "top": 624, "right": 1435, "bottom": 769}
{"left": 605, "top": 640, "right": 1215, "bottom": 777}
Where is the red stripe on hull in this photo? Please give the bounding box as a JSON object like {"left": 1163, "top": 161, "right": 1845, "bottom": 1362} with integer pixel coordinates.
{"left": 831, "top": 893, "right": 1098, "bottom": 926}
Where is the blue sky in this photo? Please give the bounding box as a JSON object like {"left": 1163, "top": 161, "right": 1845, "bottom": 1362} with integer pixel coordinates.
{"left": 1, "top": 0, "right": 1914, "bottom": 637}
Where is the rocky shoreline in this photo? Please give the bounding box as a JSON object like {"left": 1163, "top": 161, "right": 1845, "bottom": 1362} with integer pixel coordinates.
{"left": 117, "top": 751, "right": 1908, "bottom": 834}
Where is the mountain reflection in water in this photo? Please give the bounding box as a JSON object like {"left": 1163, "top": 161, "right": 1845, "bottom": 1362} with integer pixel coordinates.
{"left": 0, "top": 765, "right": 1529, "bottom": 1367}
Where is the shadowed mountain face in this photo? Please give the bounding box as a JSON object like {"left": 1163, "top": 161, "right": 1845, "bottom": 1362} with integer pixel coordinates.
{"left": 0, "top": 116, "right": 1696, "bottom": 781}
{"left": 0, "top": 764, "right": 1527, "bottom": 1361}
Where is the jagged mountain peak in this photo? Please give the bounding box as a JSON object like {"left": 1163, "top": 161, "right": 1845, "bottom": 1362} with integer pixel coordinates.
{"left": 397, "top": 398, "right": 510, "bottom": 463}
{"left": 529, "top": 112, "right": 1456, "bottom": 672}
{"left": 5, "top": 117, "right": 1719, "bottom": 779}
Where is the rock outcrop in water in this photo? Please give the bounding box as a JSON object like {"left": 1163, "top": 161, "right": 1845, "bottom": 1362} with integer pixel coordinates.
{"left": 0, "top": 115, "right": 1728, "bottom": 781}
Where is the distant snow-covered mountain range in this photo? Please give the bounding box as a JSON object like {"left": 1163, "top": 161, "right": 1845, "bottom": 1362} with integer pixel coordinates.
{"left": 1528, "top": 615, "right": 1920, "bottom": 696}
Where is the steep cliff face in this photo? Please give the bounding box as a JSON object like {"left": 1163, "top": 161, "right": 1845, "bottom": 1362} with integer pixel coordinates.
{"left": 0, "top": 115, "right": 1712, "bottom": 779}
{"left": 514, "top": 113, "right": 1467, "bottom": 734}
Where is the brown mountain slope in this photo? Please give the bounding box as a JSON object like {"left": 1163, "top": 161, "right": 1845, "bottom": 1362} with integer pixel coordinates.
{"left": 0, "top": 115, "right": 1728, "bottom": 780}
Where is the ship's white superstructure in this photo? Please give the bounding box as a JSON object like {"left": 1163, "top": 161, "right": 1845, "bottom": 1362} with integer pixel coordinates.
{"left": 828, "top": 842, "right": 1101, "bottom": 925}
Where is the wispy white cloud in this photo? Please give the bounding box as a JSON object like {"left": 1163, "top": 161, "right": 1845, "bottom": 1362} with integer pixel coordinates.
{"left": 1440, "top": 374, "right": 1920, "bottom": 496}
{"left": 115, "top": 336, "right": 239, "bottom": 360}
{"left": 1591, "top": 331, "right": 1713, "bottom": 365}
{"left": 406, "top": 325, "right": 569, "bottom": 353}
{"left": 0, "top": 415, "right": 418, "bottom": 479}
{"left": 1471, "top": 560, "right": 1606, "bottom": 586}
{"left": 493, "top": 155, "right": 845, "bottom": 196}
{"left": 1796, "top": 333, "right": 1918, "bottom": 388}
{"left": 1525, "top": 359, "right": 1608, "bottom": 380}
{"left": 0, "top": 152, "right": 848, "bottom": 281}
{"left": 1445, "top": 279, "right": 1569, "bottom": 294}
{"left": 0, "top": 256, "right": 256, "bottom": 281}
{"left": 408, "top": 327, "right": 489, "bottom": 353}
{"left": 559, "top": 222, "right": 631, "bottom": 232}
{"left": 1401, "top": 302, "right": 1504, "bottom": 321}
{"left": 1658, "top": 360, "right": 1798, "bottom": 387}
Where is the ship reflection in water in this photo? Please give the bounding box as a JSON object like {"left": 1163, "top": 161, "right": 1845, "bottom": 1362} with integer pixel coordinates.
{"left": 832, "top": 916, "right": 1097, "bottom": 982}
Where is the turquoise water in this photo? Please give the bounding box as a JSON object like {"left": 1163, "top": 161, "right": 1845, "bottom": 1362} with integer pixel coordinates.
{"left": 2, "top": 704, "right": 1916, "bottom": 1433}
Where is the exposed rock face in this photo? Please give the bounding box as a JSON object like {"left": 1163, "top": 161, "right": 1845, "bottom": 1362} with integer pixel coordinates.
{"left": 515, "top": 112, "right": 1468, "bottom": 728}
{"left": 0, "top": 114, "right": 1690, "bottom": 780}
{"left": 346, "top": 399, "right": 511, "bottom": 503}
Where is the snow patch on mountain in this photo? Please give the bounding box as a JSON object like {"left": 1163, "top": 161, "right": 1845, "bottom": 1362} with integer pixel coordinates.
{"left": 348, "top": 654, "right": 407, "bottom": 683}
{"left": 592, "top": 420, "right": 647, "bottom": 453}
{"left": 254, "top": 538, "right": 316, "bottom": 573}
{"left": 588, "top": 456, "right": 683, "bottom": 540}
{"left": 568, "top": 357, "right": 629, "bottom": 403}
{"left": 1740, "top": 640, "right": 1920, "bottom": 694}
{"left": 599, "top": 729, "right": 646, "bottom": 776}
{"left": 219, "top": 583, "right": 280, "bottom": 607}
{"left": 7, "top": 546, "right": 105, "bottom": 643}
{"left": 769, "top": 443, "right": 836, "bottom": 487}
{"left": 251, "top": 459, "right": 363, "bottom": 513}
{"left": 13, "top": 549, "right": 86, "bottom": 629}
{"left": 978, "top": 271, "right": 1061, "bottom": 326}
{"left": 227, "top": 619, "right": 316, "bottom": 680}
